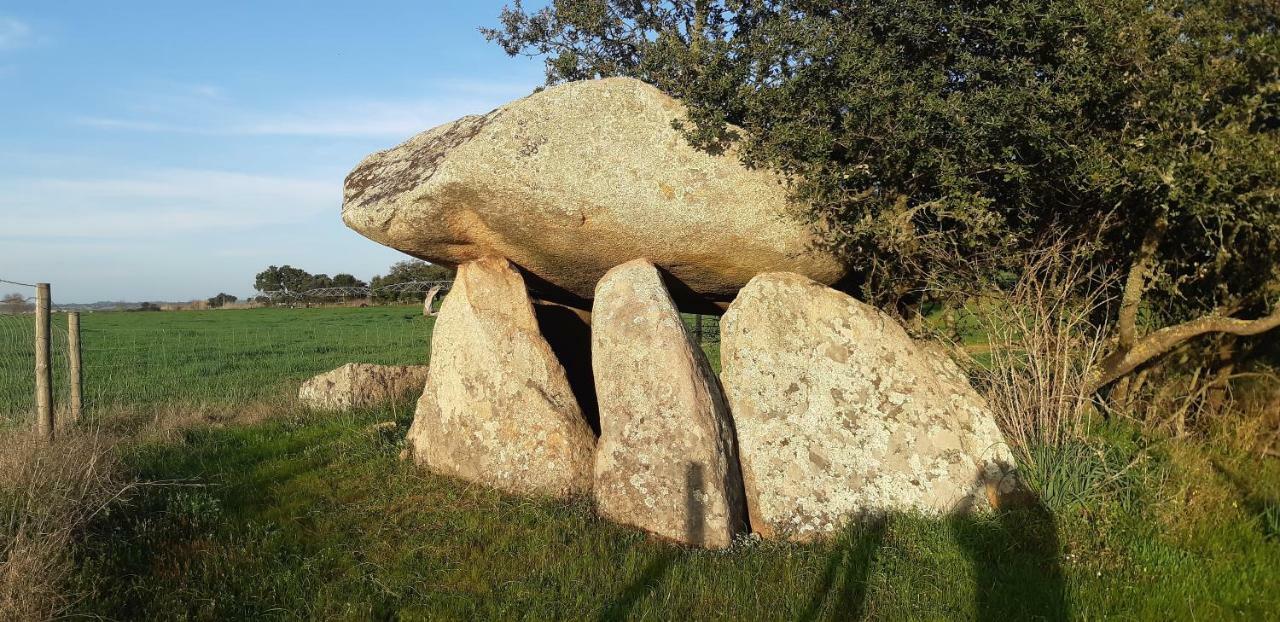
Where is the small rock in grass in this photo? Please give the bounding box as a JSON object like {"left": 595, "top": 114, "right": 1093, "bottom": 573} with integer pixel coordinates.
{"left": 298, "top": 363, "right": 428, "bottom": 411}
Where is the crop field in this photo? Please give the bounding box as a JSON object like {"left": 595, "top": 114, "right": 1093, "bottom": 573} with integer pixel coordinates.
{"left": 3, "top": 306, "right": 1279, "bottom": 620}
{"left": 1, "top": 306, "right": 435, "bottom": 422}
{"left": 2, "top": 305, "right": 720, "bottom": 422}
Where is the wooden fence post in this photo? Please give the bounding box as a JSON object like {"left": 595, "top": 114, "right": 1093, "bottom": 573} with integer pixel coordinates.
{"left": 68, "top": 311, "right": 82, "bottom": 424}
{"left": 694, "top": 314, "right": 704, "bottom": 344}
{"left": 34, "top": 282, "right": 53, "bottom": 440}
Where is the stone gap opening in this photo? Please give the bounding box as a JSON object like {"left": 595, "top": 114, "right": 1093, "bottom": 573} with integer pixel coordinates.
{"left": 533, "top": 302, "right": 600, "bottom": 436}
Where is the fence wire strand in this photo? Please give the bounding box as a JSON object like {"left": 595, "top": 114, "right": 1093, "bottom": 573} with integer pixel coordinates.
{"left": 3, "top": 300, "right": 721, "bottom": 424}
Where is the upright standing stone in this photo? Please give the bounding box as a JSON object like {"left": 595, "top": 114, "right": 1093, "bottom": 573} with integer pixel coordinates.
{"left": 721, "top": 273, "right": 1017, "bottom": 541}
{"left": 592, "top": 259, "right": 746, "bottom": 548}
{"left": 407, "top": 256, "right": 596, "bottom": 499}
{"left": 422, "top": 285, "right": 443, "bottom": 316}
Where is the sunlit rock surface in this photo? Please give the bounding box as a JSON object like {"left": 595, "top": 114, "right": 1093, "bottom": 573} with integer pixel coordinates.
{"left": 720, "top": 273, "right": 1018, "bottom": 541}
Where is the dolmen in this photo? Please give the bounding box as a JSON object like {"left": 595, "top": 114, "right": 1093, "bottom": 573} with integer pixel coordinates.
{"left": 342, "top": 78, "right": 1018, "bottom": 547}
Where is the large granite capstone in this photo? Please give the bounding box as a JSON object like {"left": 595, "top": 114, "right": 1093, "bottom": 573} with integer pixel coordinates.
{"left": 341, "top": 77, "right": 846, "bottom": 311}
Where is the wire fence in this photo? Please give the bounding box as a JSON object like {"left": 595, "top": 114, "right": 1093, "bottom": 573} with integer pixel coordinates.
{"left": 73, "top": 310, "right": 437, "bottom": 411}
{"left": 0, "top": 299, "right": 74, "bottom": 426}
{"left": 2, "top": 281, "right": 722, "bottom": 425}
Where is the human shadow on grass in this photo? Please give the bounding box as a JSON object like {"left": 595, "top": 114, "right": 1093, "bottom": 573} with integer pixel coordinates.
{"left": 800, "top": 475, "right": 1067, "bottom": 621}
{"left": 951, "top": 479, "right": 1068, "bottom": 622}
{"left": 597, "top": 463, "right": 708, "bottom": 622}
{"left": 799, "top": 515, "right": 887, "bottom": 622}
{"left": 1211, "top": 459, "right": 1280, "bottom": 541}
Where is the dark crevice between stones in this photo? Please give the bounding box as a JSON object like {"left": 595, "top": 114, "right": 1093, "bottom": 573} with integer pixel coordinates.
{"left": 654, "top": 266, "right": 731, "bottom": 315}
{"left": 520, "top": 269, "right": 594, "bottom": 313}
{"left": 534, "top": 302, "right": 600, "bottom": 436}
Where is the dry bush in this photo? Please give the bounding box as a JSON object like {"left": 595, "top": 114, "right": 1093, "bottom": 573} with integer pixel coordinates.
{"left": 1123, "top": 355, "right": 1279, "bottom": 447}
{"left": 923, "top": 239, "right": 1132, "bottom": 509}
{"left": 0, "top": 428, "right": 129, "bottom": 620}
{"left": 957, "top": 239, "right": 1116, "bottom": 454}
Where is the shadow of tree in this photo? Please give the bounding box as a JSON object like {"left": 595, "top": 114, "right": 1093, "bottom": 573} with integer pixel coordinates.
{"left": 599, "top": 468, "right": 1068, "bottom": 621}
{"left": 597, "top": 551, "right": 678, "bottom": 622}
{"left": 1212, "top": 459, "right": 1280, "bottom": 541}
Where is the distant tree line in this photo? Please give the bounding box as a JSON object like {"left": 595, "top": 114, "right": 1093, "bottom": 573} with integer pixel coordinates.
{"left": 253, "top": 265, "right": 368, "bottom": 296}
{"left": 246, "top": 260, "right": 454, "bottom": 305}
{"left": 370, "top": 260, "right": 454, "bottom": 302}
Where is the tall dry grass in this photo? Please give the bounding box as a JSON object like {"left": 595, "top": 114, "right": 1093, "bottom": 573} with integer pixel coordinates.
{"left": 936, "top": 240, "right": 1134, "bottom": 507}
{"left": 958, "top": 240, "right": 1116, "bottom": 453}
{"left": 0, "top": 396, "right": 302, "bottom": 620}
{"left": 0, "top": 428, "right": 128, "bottom": 620}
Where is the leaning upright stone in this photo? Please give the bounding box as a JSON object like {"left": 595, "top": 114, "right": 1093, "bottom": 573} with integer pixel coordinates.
{"left": 422, "top": 285, "right": 443, "bottom": 316}
{"left": 591, "top": 259, "right": 746, "bottom": 548}
{"left": 407, "top": 256, "right": 596, "bottom": 499}
{"left": 720, "top": 273, "right": 1017, "bottom": 541}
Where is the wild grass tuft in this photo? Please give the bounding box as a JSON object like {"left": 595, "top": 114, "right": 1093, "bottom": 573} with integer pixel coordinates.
{"left": 0, "top": 428, "right": 128, "bottom": 620}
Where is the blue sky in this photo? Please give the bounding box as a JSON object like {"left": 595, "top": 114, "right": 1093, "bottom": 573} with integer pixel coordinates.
{"left": 0, "top": 2, "right": 545, "bottom": 303}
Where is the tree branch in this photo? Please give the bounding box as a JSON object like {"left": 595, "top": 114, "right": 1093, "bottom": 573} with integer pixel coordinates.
{"left": 1117, "top": 211, "right": 1167, "bottom": 351}
{"left": 1092, "top": 303, "right": 1280, "bottom": 391}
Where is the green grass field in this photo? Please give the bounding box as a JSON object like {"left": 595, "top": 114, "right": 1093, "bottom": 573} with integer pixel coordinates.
{"left": 6, "top": 306, "right": 1280, "bottom": 619}
{"left": 77, "top": 306, "right": 437, "bottom": 408}
{"left": 1, "top": 306, "right": 435, "bottom": 422}
{"left": 2, "top": 305, "right": 718, "bottom": 419}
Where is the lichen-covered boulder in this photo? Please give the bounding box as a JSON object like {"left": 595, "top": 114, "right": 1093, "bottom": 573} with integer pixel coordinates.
{"left": 591, "top": 260, "right": 746, "bottom": 548}
{"left": 407, "top": 256, "right": 596, "bottom": 499}
{"left": 297, "top": 363, "right": 428, "bottom": 411}
{"left": 341, "top": 77, "right": 846, "bottom": 311}
{"left": 720, "top": 273, "right": 1017, "bottom": 541}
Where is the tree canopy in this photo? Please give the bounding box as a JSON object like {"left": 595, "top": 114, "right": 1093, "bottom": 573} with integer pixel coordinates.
{"left": 371, "top": 260, "right": 455, "bottom": 301}
{"left": 485, "top": 0, "right": 1279, "bottom": 384}
{"left": 206, "top": 293, "right": 238, "bottom": 308}
{"left": 253, "top": 266, "right": 369, "bottom": 295}
{"left": 0, "top": 293, "right": 31, "bottom": 314}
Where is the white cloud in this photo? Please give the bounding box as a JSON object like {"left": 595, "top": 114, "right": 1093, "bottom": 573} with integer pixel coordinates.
{"left": 73, "top": 117, "right": 190, "bottom": 133}
{"left": 0, "top": 17, "right": 33, "bottom": 50}
{"left": 184, "top": 83, "right": 224, "bottom": 100}
{"left": 233, "top": 98, "right": 491, "bottom": 137}
{"left": 72, "top": 80, "right": 537, "bottom": 138}
{"left": 0, "top": 169, "right": 335, "bottom": 238}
